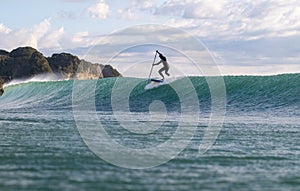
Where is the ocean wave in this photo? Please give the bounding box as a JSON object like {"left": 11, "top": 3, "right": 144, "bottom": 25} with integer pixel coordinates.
{"left": 0, "top": 74, "right": 299, "bottom": 113}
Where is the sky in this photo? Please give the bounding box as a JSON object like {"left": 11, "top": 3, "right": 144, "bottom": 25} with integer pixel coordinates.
{"left": 0, "top": 0, "right": 300, "bottom": 76}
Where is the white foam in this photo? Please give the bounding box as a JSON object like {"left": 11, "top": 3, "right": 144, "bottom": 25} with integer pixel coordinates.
{"left": 3, "top": 74, "right": 61, "bottom": 88}
{"left": 144, "top": 77, "right": 181, "bottom": 90}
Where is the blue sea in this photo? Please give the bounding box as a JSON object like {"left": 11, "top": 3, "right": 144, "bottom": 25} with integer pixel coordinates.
{"left": 0, "top": 74, "right": 299, "bottom": 191}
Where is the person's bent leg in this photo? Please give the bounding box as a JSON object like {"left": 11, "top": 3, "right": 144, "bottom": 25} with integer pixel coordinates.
{"left": 165, "top": 68, "right": 170, "bottom": 76}
{"left": 158, "top": 68, "right": 165, "bottom": 80}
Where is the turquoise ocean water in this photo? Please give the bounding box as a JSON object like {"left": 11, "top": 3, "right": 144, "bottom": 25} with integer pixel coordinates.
{"left": 0, "top": 74, "right": 299, "bottom": 191}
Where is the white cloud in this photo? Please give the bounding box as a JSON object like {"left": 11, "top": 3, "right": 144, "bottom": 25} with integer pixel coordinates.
{"left": 0, "top": 19, "right": 64, "bottom": 51}
{"left": 63, "top": 0, "right": 300, "bottom": 75}
{"left": 0, "top": 23, "right": 11, "bottom": 34}
{"left": 1, "top": 0, "right": 299, "bottom": 75}
{"left": 139, "top": 0, "right": 156, "bottom": 10}
{"left": 167, "top": 18, "right": 197, "bottom": 28}
{"left": 87, "top": 0, "right": 109, "bottom": 19}
{"left": 183, "top": 0, "right": 228, "bottom": 19}
{"left": 132, "top": 0, "right": 156, "bottom": 11}
{"left": 118, "top": 8, "right": 138, "bottom": 20}
{"left": 27, "top": 19, "right": 52, "bottom": 48}
{"left": 72, "top": 31, "right": 89, "bottom": 44}
{"left": 117, "top": 0, "right": 158, "bottom": 20}
{"left": 154, "top": 0, "right": 185, "bottom": 16}
{"left": 39, "top": 27, "right": 65, "bottom": 50}
{"left": 70, "top": 31, "right": 99, "bottom": 47}
{"left": 118, "top": 0, "right": 297, "bottom": 42}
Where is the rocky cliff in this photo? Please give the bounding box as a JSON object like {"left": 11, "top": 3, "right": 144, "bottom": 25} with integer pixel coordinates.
{"left": 102, "top": 65, "right": 122, "bottom": 78}
{"left": 0, "top": 47, "right": 122, "bottom": 92}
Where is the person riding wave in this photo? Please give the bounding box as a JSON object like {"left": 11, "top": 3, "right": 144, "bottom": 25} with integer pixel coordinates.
{"left": 153, "top": 50, "right": 170, "bottom": 80}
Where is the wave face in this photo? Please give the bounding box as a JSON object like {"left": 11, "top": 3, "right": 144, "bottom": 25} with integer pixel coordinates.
{"left": 0, "top": 74, "right": 299, "bottom": 115}
{"left": 223, "top": 74, "right": 300, "bottom": 114}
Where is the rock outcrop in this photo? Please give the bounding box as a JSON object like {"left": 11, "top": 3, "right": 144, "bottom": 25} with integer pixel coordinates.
{"left": 47, "top": 52, "right": 80, "bottom": 79}
{"left": 9, "top": 47, "right": 53, "bottom": 79}
{"left": 0, "top": 47, "right": 122, "bottom": 91}
{"left": 102, "top": 65, "right": 122, "bottom": 78}
{"left": 46, "top": 53, "right": 105, "bottom": 80}
{"left": 75, "top": 60, "right": 104, "bottom": 80}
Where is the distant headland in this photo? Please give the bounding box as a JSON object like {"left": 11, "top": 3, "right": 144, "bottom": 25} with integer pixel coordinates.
{"left": 0, "top": 46, "right": 122, "bottom": 95}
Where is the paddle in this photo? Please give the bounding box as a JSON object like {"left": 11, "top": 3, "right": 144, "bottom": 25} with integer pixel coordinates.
{"left": 146, "top": 51, "right": 158, "bottom": 84}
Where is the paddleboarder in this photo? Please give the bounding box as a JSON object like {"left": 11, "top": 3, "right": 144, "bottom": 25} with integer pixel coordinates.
{"left": 153, "top": 50, "right": 170, "bottom": 80}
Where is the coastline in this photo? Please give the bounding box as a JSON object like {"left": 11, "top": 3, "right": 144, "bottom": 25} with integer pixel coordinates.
{"left": 0, "top": 46, "right": 122, "bottom": 95}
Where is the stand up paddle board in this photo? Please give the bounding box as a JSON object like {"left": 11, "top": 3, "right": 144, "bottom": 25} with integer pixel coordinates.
{"left": 151, "top": 79, "right": 164, "bottom": 83}
{"left": 145, "top": 79, "right": 166, "bottom": 90}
